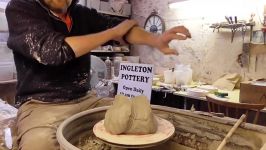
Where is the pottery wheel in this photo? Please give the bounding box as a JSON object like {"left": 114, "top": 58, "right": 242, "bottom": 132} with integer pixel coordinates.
{"left": 93, "top": 117, "right": 175, "bottom": 149}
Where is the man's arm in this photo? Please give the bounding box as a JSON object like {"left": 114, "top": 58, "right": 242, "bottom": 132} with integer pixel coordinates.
{"left": 6, "top": 0, "right": 137, "bottom": 66}
{"left": 124, "top": 26, "right": 191, "bottom": 54}
{"left": 65, "top": 20, "right": 138, "bottom": 57}
{"left": 66, "top": 23, "right": 191, "bottom": 57}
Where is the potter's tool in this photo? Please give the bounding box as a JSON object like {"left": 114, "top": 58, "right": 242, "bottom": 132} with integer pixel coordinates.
{"left": 225, "top": 16, "right": 231, "bottom": 24}
{"left": 93, "top": 117, "right": 175, "bottom": 149}
{"left": 217, "top": 114, "right": 246, "bottom": 150}
{"left": 214, "top": 91, "right": 228, "bottom": 98}
{"left": 229, "top": 16, "right": 233, "bottom": 24}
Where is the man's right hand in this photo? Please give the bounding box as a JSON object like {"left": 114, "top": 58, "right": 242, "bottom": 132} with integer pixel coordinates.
{"left": 111, "top": 20, "right": 138, "bottom": 40}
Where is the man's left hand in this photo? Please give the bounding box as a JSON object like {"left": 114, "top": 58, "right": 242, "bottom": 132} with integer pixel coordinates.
{"left": 156, "top": 26, "right": 191, "bottom": 55}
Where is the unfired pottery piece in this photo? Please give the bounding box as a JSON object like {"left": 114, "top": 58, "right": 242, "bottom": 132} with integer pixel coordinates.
{"left": 93, "top": 117, "right": 175, "bottom": 148}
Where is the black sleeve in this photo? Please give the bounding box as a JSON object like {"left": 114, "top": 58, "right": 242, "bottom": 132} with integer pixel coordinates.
{"left": 73, "top": 5, "right": 125, "bottom": 45}
{"left": 87, "top": 8, "right": 123, "bottom": 33}
{"left": 5, "top": 0, "right": 76, "bottom": 66}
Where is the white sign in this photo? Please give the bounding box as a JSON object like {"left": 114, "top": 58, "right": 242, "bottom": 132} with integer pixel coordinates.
{"left": 117, "top": 63, "right": 154, "bottom": 100}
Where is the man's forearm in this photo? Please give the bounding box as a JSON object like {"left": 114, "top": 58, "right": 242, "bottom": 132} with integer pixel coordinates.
{"left": 65, "top": 25, "right": 160, "bottom": 58}
{"left": 124, "top": 26, "right": 159, "bottom": 48}
{"left": 65, "top": 29, "right": 115, "bottom": 57}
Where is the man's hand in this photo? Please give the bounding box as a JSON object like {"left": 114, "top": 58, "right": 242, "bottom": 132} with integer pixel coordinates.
{"left": 156, "top": 26, "right": 191, "bottom": 55}
{"left": 119, "top": 25, "right": 191, "bottom": 55}
{"left": 111, "top": 20, "right": 138, "bottom": 40}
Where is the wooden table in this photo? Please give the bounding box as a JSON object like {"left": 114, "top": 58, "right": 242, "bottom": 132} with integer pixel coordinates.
{"left": 175, "top": 89, "right": 266, "bottom": 113}
{"left": 174, "top": 89, "right": 240, "bottom": 102}
{"left": 152, "top": 85, "right": 266, "bottom": 113}
{"left": 151, "top": 85, "right": 266, "bottom": 126}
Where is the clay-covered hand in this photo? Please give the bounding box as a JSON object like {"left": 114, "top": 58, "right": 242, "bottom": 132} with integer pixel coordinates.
{"left": 156, "top": 26, "right": 191, "bottom": 55}
{"left": 111, "top": 19, "right": 138, "bottom": 40}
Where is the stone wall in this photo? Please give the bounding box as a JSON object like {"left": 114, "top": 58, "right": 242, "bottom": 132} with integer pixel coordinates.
{"left": 131, "top": 0, "right": 266, "bottom": 83}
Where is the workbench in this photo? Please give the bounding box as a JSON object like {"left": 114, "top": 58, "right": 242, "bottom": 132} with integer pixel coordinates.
{"left": 150, "top": 86, "right": 266, "bottom": 126}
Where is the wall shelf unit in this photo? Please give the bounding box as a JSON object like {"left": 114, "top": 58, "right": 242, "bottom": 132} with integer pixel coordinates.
{"left": 210, "top": 22, "right": 255, "bottom": 43}
{"left": 86, "top": 0, "right": 132, "bottom": 59}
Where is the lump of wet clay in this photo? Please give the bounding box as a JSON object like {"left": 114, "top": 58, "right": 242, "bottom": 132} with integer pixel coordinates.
{"left": 125, "top": 95, "right": 157, "bottom": 134}
{"left": 104, "top": 95, "right": 157, "bottom": 135}
{"left": 104, "top": 95, "right": 132, "bottom": 134}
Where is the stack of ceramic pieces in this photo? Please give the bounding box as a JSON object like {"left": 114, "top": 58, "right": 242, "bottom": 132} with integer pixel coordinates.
{"left": 197, "top": 85, "right": 218, "bottom": 93}
{"left": 187, "top": 88, "right": 209, "bottom": 97}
